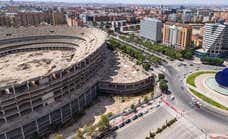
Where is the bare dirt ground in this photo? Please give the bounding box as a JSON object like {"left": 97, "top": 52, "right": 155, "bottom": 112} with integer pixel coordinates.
{"left": 49, "top": 90, "right": 153, "bottom": 138}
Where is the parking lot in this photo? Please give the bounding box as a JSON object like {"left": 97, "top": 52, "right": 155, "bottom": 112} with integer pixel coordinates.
{"left": 107, "top": 106, "right": 174, "bottom": 139}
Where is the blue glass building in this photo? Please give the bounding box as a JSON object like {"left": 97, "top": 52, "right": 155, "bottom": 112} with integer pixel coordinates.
{"left": 215, "top": 68, "right": 228, "bottom": 87}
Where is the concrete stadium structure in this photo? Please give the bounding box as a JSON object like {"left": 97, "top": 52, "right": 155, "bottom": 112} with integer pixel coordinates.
{"left": 0, "top": 26, "right": 155, "bottom": 139}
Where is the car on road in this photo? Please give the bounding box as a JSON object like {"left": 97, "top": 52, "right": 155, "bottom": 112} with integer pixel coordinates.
{"left": 191, "top": 97, "right": 196, "bottom": 102}
{"left": 171, "top": 96, "right": 175, "bottom": 101}
{"left": 156, "top": 103, "right": 160, "bottom": 107}
{"left": 195, "top": 101, "right": 201, "bottom": 108}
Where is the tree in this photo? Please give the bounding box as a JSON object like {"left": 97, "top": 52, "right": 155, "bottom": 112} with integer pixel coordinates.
{"left": 74, "top": 129, "right": 84, "bottom": 139}
{"left": 106, "top": 112, "right": 113, "bottom": 118}
{"left": 142, "top": 63, "right": 151, "bottom": 71}
{"left": 143, "top": 96, "right": 149, "bottom": 103}
{"left": 96, "top": 114, "right": 110, "bottom": 131}
{"left": 159, "top": 79, "right": 168, "bottom": 93}
{"left": 83, "top": 125, "right": 96, "bottom": 137}
{"left": 130, "top": 104, "right": 137, "bottom": 112}
{"left": 158, "top": 73, "right": 165, "bottom": 80}
{"left": 51, "top": 134, "right": 64, "bottom": 139}
{"left": 182, "top": 49, "right": 193, "bottom": 59}
{"left": 175, "top": 52, "right": 182, "bottom": 59}
{"left": 149, "top": 132, "right": 156, "bottom": 138}
{"left": 156, "top": 127, "right": 162, "bottom": 134}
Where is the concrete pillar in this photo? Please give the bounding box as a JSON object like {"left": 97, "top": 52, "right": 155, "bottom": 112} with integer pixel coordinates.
{"left": 35, "top": 120, "right": 39, "bottom": 133}
{"left": 26, "top": 81, "right": 30, "bottom": 91}
{"left": 20, "top": 126, "right": 25, "bottom": 139}
{"left": 84, "top": 93, "right": 87, "bottom": 106}
{"left": 69, "top": 103, "right": 73, "bottom": 117}
{"left": 12, "top": 85, "right": 16, "bottom": 95}
{"left": 4, "top": 133, "right": 7, "bottom": 139}
{"left": 77, "top": 98, "right": 80, "bottom": 112}
{"left": 60, "top": 108, "right": 63, "bottom": 123}
{"left": 48, "top": 113, "right": 52, "bottom": 124}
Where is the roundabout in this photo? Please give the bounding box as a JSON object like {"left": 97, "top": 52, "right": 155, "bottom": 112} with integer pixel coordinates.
{"left": 186, "top": 69, "right": 228, "bottom": 111}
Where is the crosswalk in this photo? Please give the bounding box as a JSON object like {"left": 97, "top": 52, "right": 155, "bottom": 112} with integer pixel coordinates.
{"left": 160, "top": 103, "right": 206, "bottom": 139}
{"left": 157, "top": 119, "right": 205, "bottom": 139}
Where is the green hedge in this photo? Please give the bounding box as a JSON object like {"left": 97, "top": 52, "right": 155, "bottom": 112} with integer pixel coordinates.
{"left": 186, "top": 71, "right": 216, "bottom": 87}
{"left": 200, "top": 57, "right": 224, "bottom": 66}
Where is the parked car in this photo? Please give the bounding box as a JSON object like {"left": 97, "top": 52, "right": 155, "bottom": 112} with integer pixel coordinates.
{"left": 125, "top": 119, "right": 131, "bottom": 124}
{"left": 118, "top": 123, "right": 125, "bottom": 128}
{"left": 137, "top": 112, "right": 143, "bottom": 117}
{"left": 148, "top": 102, "right": 152, "bottom": 105}
{"left": 143, "top": 110, "right": 149, "bottom": 114}
{"left": 131, "top": 115, "right": 138, "bottom": 120}
{"left": 111, "top": 126, "right": 118, "bottom": 131}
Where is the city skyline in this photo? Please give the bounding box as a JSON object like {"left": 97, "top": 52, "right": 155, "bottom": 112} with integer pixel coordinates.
{"left": 10, "top": 0, "right": 228, "bottom": 5}
{"left": 0, "top": 2, "right": 228, "bottom": 139}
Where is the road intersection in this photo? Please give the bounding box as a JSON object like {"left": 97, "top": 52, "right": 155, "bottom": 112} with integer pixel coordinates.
{"left": 109, "top": 36, "right": 228, "bottom": 138}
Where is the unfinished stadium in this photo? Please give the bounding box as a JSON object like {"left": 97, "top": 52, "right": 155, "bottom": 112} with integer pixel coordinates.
{"left": 0, "top": 26, "right": 154, "bottom": 139}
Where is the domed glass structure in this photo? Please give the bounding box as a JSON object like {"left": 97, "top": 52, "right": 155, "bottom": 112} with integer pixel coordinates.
{"left": 215, "top": 68, "right": 228, "bottom": 87}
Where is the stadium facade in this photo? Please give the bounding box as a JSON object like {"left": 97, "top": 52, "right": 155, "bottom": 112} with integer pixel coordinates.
{"left": 0, "top": 26, "right": 155, "bottom": 139}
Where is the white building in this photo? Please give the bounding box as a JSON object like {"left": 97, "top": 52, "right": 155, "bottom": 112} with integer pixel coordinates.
{"left": 140, "top": 18, "right": 163, "bottom": 43}
{"left": 202, "top": 23, "right": 228, "bottom": 57}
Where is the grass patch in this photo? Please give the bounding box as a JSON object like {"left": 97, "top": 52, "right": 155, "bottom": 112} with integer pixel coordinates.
{"left": 186, "top": 71, "right": 216, "bottom": 87}
{"left": 189, "top": 88, "right": 228, "bottom": 111}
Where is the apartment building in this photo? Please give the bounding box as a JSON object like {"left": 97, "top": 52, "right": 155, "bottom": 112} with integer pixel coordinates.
{"left": 0, "top": 11, "right": 66, "bottom": 27}
{"left": 163, "top": 22, "right": 192, "bottom": 50}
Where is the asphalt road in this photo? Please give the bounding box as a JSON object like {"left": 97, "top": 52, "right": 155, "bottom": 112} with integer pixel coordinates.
{"left": 111, "top": 36, "right": 228, "bottom": 136}
{"left": 106, "top": 107, "right": 174, "bottom": 139}
{"left": 163, "top": 62, "right": 228, "bottom": 134}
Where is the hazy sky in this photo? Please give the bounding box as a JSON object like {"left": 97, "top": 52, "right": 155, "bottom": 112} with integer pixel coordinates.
{"left": 13, "top": 0, "right": 228, "bottom": 5}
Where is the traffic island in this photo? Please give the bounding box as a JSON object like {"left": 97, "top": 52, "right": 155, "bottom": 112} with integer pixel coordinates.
{"left": 185, "top": 70, "right": 228, "bottom": 113}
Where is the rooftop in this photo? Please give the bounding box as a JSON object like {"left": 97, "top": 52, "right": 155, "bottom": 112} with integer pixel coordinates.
{"left": 0, "top": 25, "right": 107, "bottom": 87}
{"left": 0, "top": 50, "right": 73, "bottom": 87}
{"left": 102, "top": 51, "right": 152, "bottom": 83}
{"left": 143, "top": 18, "right": 162, "bottom": 22}
{"left": 165, "top": 22, "right": 192, "bottom": 29}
